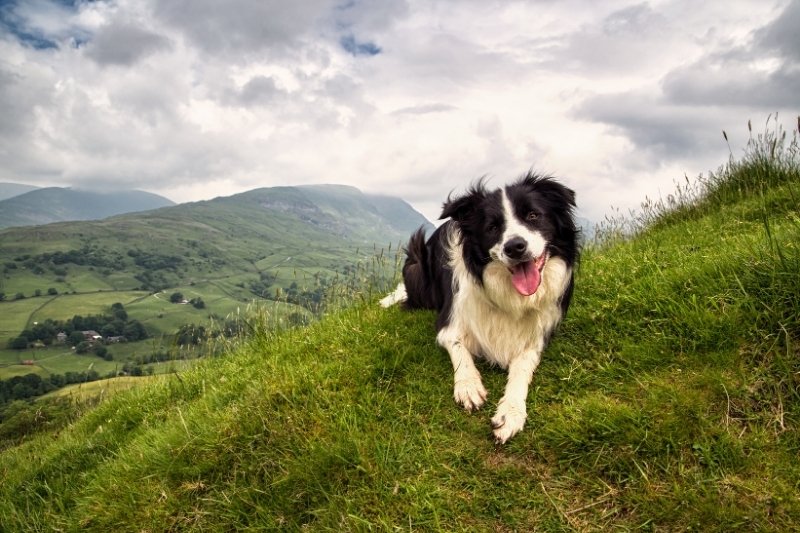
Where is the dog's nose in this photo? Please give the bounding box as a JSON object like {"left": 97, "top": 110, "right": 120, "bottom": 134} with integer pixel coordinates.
{"left": 503, "top": 236, "right": 528, "bottom": 259}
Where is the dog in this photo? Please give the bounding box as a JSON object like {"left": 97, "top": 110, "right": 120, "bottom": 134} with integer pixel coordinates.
{"left": 380, "top": 172, "right": 579, "bottom": 443}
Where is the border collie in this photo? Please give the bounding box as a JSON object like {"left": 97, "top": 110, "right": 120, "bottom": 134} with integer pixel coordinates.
{"left": 381, "top": 172, "right": 579, "bottom": 443}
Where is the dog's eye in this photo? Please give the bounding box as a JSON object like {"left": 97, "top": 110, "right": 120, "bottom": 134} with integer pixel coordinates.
{"left": 526, "top": 211, "right": 538, "bottom": 222}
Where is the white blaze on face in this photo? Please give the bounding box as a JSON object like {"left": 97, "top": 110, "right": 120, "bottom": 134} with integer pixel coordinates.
{"left": 487, "top": 190, "right": 548, "bottom": 296}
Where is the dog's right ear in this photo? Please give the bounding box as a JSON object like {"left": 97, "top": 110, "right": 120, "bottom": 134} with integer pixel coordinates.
{"left": 440, "top": 193, "right": 477, "bottom": 221}
{"left": 439, "top": 180, "right": 487, "bottom": 221}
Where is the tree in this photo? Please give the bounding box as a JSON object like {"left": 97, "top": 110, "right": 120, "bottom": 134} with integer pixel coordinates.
{"left": 123, "top": 320, "right": 147, "bottom": 341}
{"left": 68, "top": 331, "right": 85, "bottom": 346}
{"left": 176, "top": 324, "right": 206, "bottom": 346}
{"left": 100, "top": 319, "right": 125, "bottom": 338}
{"left": 9, "top": 336, "right": 28, "bottom": 350}
{"left": 47, "top": 288, "right": 58, "bottom": 295}
{"left": 94, "top": 345, "right": 110, "bottom": 360}
{"left": 111, "top": 302, "right": 128, "bottom": 321}
{"left": 75, "top": 341, "right": 90, "bottom": 354}
{"left": 31, "top": 322, "right": 56, "bottom": 344}
{"left": 170, "top": 292, "right": 184, "bottom": 303}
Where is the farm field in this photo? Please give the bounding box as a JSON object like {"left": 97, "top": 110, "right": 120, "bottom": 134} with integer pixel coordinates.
{"left": 0, "top": 327, "right": 207, "bottom": 379}
{"left": 29, "top": 291, "right": 148, "bottom": 324}
{"left": 42, "top": 375, "right": 165, "bottom": 402}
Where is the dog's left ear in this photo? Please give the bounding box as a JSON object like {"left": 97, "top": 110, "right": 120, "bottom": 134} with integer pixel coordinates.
{"left": 439, "top": 180, "right": 488, "bottom": 222}
{"left": 523, "top": 173, "right": 576, "bottom": 208}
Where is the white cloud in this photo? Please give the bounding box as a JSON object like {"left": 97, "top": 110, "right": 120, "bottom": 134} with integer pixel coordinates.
{"left": 0, "top": 0, "right": 797, "bottom": 225}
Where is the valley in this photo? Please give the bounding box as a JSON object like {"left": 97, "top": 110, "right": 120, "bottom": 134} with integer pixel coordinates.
{"left": 0, "top": 184, "right": 428, "bottom": 392}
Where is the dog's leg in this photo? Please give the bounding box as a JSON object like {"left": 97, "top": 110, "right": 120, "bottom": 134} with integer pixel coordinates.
{"left": 491, "top": 350, "right": 542, "bottom": 443}
{"left": 379, "top": 283, "right": 407, "bottom": 308}
{"left": 437, "top": 325, "right": 487, "bottom": 411}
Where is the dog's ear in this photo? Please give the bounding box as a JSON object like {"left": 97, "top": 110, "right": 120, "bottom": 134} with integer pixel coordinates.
{"left": 522, "top": 172, "right": 576, "bottom": 208}
{"left": 439, "top": 180, "right": 488, "bottom": 221}
{"left": 440, "top": 193, "right": 478, "bottom": 221}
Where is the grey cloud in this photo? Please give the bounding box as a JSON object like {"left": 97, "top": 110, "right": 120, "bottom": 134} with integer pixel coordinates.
{"left": 238, "top": 76, "right": 284, "bottom": 106}
{"left": 601, "top": 3, "right": 666, "bottom": 37}
{"left": 576, "top": 92, "right": 723, "bottom": 159}
{"left": 85, "top": 22, "right": 172, "bottom": 66}
{"left": 151, "top": 0, "right": 333, "bottom": 57}
{"left": 575, "top": 1, "right": 798, "bottom": 162}
{"left": 0, "top": 65, "right": 56, "bottom": 177}
{"left": 663, "top": 57, "right": 800, "bottom": 108}
{"left": 756, "top": 0, "right": 800, "bottom": 61}
{"left": 333, "top": 0, "right": 409, "bottom": 35}
{"left": 542, "top": 3, "right": 671, "bottom": 74}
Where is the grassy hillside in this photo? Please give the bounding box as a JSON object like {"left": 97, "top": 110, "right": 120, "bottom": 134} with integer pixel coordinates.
{"left": 0, "top": 121, "right": 798, "bottom": 530}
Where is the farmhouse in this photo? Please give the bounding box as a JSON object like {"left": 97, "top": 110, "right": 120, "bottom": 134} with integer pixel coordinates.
{"left": 82, "top": 330, "right": 103, "bottom": 342}
{"left": 56, "top": 332, "right": 67, "bottom": 343}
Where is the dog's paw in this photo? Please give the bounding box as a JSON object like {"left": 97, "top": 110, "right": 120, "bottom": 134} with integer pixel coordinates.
{"left": 453, "top": 376, "right": 487, "bottom": 412}
{"left": 490, "top": 400, "right": 527, "bottom": 444}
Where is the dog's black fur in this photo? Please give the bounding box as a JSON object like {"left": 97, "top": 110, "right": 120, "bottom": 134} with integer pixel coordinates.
{"left": 402, "top": 173, "right": 579, "bottom": 331}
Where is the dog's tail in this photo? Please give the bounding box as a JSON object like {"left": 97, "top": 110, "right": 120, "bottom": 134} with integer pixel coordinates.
{"left": 379, "top": 227, "right": 427, "bottom": 308}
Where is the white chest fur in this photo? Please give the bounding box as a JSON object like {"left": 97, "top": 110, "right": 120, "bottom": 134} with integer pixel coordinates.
{"left": 448, "top": 239, "right": 571, "bottom": 369}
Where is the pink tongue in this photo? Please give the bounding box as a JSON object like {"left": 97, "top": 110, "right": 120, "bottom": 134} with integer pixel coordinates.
{"left": 511, "top": 260, "right": 541, "bottom": 296}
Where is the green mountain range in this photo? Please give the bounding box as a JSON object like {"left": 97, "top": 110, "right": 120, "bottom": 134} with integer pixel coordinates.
{"left": 0, "top": 184, "right": 430, "bottom": 340}
{"left": 0, "top": 187, "right": 176, "bottom": 229}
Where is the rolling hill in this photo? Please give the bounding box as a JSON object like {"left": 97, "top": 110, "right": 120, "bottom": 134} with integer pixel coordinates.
{"left": 0, "top": 187, "right": 175, "bottom": 229}
{"left": 0, "top": 121, "right": 798, "bottom": 530}
{"left": 0, "top": 184, "right": 431, "bottom": 341}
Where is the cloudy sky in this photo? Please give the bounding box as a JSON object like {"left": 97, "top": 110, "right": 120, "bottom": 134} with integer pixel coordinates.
{"left": 0, "top": 0, "right": 798, "bottom": 223}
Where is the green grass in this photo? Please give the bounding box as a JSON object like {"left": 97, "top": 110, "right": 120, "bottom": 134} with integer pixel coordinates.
{"left": 0, "top": 297, "right": 48, "bottom": 341}
{"left": 41, "top": 375, "right": 163, "bottom": 402}
{"left": 30, "top": 290, "right": 148, "bottom": 324}
{"left": 0, "top": 120, "right": 798, "bottom": 530}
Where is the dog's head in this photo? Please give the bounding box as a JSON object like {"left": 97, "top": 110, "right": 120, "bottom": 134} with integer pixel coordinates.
{"left": 440, "top": 172, "right": 578, "bottom": 296}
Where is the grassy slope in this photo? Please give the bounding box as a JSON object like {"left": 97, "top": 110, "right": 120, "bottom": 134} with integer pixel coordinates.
{"left": 1, "top": 132, "right": 799, "bottom": 530}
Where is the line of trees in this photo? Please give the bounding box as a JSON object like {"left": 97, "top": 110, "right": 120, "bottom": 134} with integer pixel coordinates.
{"left": 0, "top": 371, "right": 101, "bottom": 404}
{"left": 7, "top": 302, "right": 148, "bottom": 351}
{"left": 11, "top": 245, "right": 127, "bottom": 273}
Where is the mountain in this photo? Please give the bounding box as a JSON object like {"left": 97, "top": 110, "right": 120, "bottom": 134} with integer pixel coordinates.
{"left": 0, "top": 182, "right": 39, "bottom": 201}
{"left": 0, "top": 187, "right": 175, "bottom": 229}
{"left": 214, "top": 184, "right": 431, "bottom": 243}
{"left": 0, "top": 184, "right": 431, "bottom": 309}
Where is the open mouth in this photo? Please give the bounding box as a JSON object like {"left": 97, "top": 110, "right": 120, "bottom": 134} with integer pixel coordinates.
{"left": 508, "top": 254, "right": 547, "bottom": 296}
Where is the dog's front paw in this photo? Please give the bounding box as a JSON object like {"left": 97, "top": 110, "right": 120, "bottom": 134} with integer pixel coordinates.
{"left": 453, "top": 376, "right": 487, "bottom": 412}
{"left": 490, "top": 399, "right": 527, "bottom": 444}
